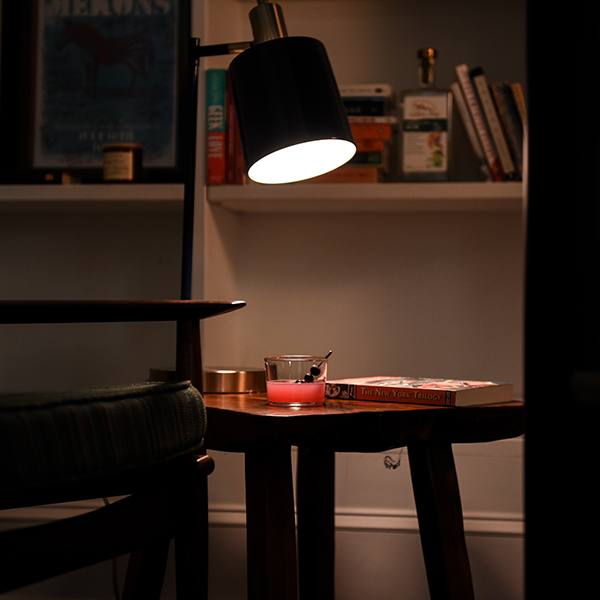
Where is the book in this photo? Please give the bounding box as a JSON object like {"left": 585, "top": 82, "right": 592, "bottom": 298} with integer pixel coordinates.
{"left": 350, "top": 123, "right": 394, "bottom": 140}
{"left": 354, "top": 138, "right": 386, "bottom": 152}
{"left": 451, "top": 81, "right": 492, "bottom": 181}
{"left": 510, "top": 82, "right": 527, "bottom": 127}
{"left": 312, "top": 153, "right": 389, "bottom": 182}
{"left": 469, "top": 67, "right": 518, "bottom": 180}
{"left": 302, "top": 166, "right": 384, "bottom": 183}
{"left": 348, "top": 151, "right": 386, "bottom": 166}
{"left": 490, "top": 81, "right": 524, "bottom": 178}
{"left": 225, "top": 74, "right": 237, "bottom": 184}
{"left": 339, "top": 83, "right": 394, "bottom": 98}
{"left": 454, "top": 64, "right": 504, "bottom": 181}
{"left": 325, "top": 376, "right": 513, "bottom": 407}
{"left": 205, "top": 68, "right": 228, "bottom": 185}
{"left": 224, "top": 77, "right": 247, "bottom": 185}
{"left": 348, "top": 115, "right": 398, "bottom": 124}
{"left": 343, "top": 97, "right": 387, "bottom": 116}
{"left": 338, "top": 83, "right": 397, "bottom": 182}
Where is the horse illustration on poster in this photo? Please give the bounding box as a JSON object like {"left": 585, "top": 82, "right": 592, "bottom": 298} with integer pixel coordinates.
{"left": 55, "top": 20, "right": 154, "bottom": 95}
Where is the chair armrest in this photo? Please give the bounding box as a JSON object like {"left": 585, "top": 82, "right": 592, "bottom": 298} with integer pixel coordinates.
{"left": 0, "top": 300, "right": 246, "bottom": 325}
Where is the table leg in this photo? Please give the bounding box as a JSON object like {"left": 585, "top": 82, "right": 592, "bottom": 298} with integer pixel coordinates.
{"left": 244, "top": 446, "right": 298, "bottom": 600}
{"left": 296, "top": 447, "right": 335, "bottom": 600}
{"left": 408, "top": 443, "right": 475, "bottom": 600}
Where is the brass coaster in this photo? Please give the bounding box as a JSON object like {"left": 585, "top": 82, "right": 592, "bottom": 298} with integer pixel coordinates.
{"left": 203, "top": 367, "right": 266, "bottom": 394}
{"left": 149, "top": 367, "right": 266, "bottom": 394}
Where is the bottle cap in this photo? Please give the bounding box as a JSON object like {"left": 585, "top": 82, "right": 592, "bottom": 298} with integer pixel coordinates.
{"left": 418, "top": 48, "right": 437, "bottom": 59}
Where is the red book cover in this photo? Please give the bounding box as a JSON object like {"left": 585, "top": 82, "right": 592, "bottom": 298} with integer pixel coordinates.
{"left": 301, "top": 166, "right": 382, "bottom": 183}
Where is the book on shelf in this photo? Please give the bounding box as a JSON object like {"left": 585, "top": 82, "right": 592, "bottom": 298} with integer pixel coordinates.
{"left": 225, "top": 76, "right": 247, "bottom": 185}
{"left": 339, "top": 83, "right": 395, "bottom": 116}
{"left": 469, "top": 66, "right": 518, "bottom": 180}
{"left": 451, "top": 81, "right": 493, "bottom": 181}
{"left": 338, "top": 83, "right": 394, "bottom": 98}
{"left": 225, "top": 75, "right": 236, "bottom": 184}
{"left": 354, "top": 138, "right": 386, "bottom": 152}
{"left": 343, "top": 97, "right": 388, "bottom": 116}
{"left": 348, "top": 115, "right": 398, "bottom": 124}
{"left": 454, "top": 64, "right": 505, "bottom": 182}
{"left": 315, "top": 83, "right": 397, "bottom": 183}
{"left": 325, "top": 376, "right": 513, "bottom": 407}
{"left": 510, "top": 82, "right": 527, "bottom": 126}
{"left": 205, "top": 68, "right": 228, "bottom": 185}
{"left": 302, "top": 165, "right": 384, "bottom": 183}
{"left": 490, "top": 81, "right": 524, "bottom": 178}
{"left": 206, "top": 68, "right": 246, "bottom": 185}
{"left": 348, "top": 151, "right": 387, "bottom": 167}
{"left": 350, "top": 123, "right": 394, "bottom": 139}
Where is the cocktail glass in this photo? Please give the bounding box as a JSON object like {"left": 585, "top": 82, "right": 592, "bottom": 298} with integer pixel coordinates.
{"left": 264, "top": 354, "right": 329, "bottom": 406}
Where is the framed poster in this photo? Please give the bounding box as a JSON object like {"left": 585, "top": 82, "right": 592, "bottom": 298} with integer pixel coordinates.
{"left": 0, "top": 0, "right": 191, "bottom": 183}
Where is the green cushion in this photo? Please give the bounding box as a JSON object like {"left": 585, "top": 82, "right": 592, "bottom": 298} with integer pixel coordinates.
{"left": 0, "top": 381, "right": 206, "bottom": 494}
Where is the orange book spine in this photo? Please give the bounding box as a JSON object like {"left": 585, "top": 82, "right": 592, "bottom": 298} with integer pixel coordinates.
{"left": 350, "top": 123, "right": 392, "bottom": 139}
{"left": 354, "top": 138, "right": 385, "bottom": 152}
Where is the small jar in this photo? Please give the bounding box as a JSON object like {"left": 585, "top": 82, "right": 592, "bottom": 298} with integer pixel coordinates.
{"left": 103, "top": 143, "right": 142, "bottom": 182}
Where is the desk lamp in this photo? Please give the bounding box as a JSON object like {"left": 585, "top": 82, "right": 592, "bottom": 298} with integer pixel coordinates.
{"left": 181, "top": 0, "right": 356, "bottom": 298}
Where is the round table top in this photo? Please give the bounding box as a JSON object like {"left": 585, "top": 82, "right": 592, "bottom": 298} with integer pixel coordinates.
{"left": 203, "top": 393, "right": 525, "bottom": 453}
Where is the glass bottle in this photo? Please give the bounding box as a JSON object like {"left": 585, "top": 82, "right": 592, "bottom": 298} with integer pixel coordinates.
{"left": 400, "top": 48, "right": 452, "bottom": 181}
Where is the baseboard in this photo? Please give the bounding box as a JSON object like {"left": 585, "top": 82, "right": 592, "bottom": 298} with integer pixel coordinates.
{"left": 207, "top": 505, "right": 523, "bottom": 537}
{"left": 1, "top": 500, "right": 523, "bottom": 538}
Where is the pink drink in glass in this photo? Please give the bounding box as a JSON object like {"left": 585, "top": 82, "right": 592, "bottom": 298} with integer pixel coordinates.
{"left": 266, "top": 379, "right": 326, "bottom": 405}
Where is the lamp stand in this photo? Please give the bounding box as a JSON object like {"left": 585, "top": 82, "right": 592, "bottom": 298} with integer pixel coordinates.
{"left": 180, "top": 39, "right": 251, "bottom": 301}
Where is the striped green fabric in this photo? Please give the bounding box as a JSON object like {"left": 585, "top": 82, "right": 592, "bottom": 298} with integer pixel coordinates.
{"left": 0, "top": 381, "right": 206, "bottom": 494}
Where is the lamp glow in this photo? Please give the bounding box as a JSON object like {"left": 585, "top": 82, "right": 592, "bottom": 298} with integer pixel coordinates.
{"left": 247, "top": 139, "right": 356, "bottom": 184}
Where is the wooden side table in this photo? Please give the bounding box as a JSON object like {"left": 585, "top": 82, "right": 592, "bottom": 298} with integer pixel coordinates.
{"left": 203, "top": 394, "right": 525, "bottom": 600}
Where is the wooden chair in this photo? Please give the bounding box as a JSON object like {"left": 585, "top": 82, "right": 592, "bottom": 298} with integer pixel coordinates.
{"left": 0, "top": 299, "right": 244, "bottom": 599}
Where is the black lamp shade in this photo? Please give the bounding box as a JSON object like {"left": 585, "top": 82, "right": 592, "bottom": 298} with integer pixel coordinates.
{"left": 229, "top": 36, "right": 355, "bottom": 184}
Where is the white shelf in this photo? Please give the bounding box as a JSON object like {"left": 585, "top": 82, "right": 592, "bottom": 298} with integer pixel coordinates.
{"left": 0, "top": 184, "right": 184, "bottom": 211}
{"left": 207, "top": 182, "right": 524, "bottom": 213}
{"left": 0, "top": 181, "right": 524, "bottom": 213}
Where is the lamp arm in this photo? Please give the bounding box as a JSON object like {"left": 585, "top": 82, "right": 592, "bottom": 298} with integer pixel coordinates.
{"left": 194, "top": 41, "right": 253, "bottom": 59}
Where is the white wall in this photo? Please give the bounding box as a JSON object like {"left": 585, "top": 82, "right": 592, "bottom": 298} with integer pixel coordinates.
{"left": 0, "top": 208, "right": 183, "bottom": 392}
